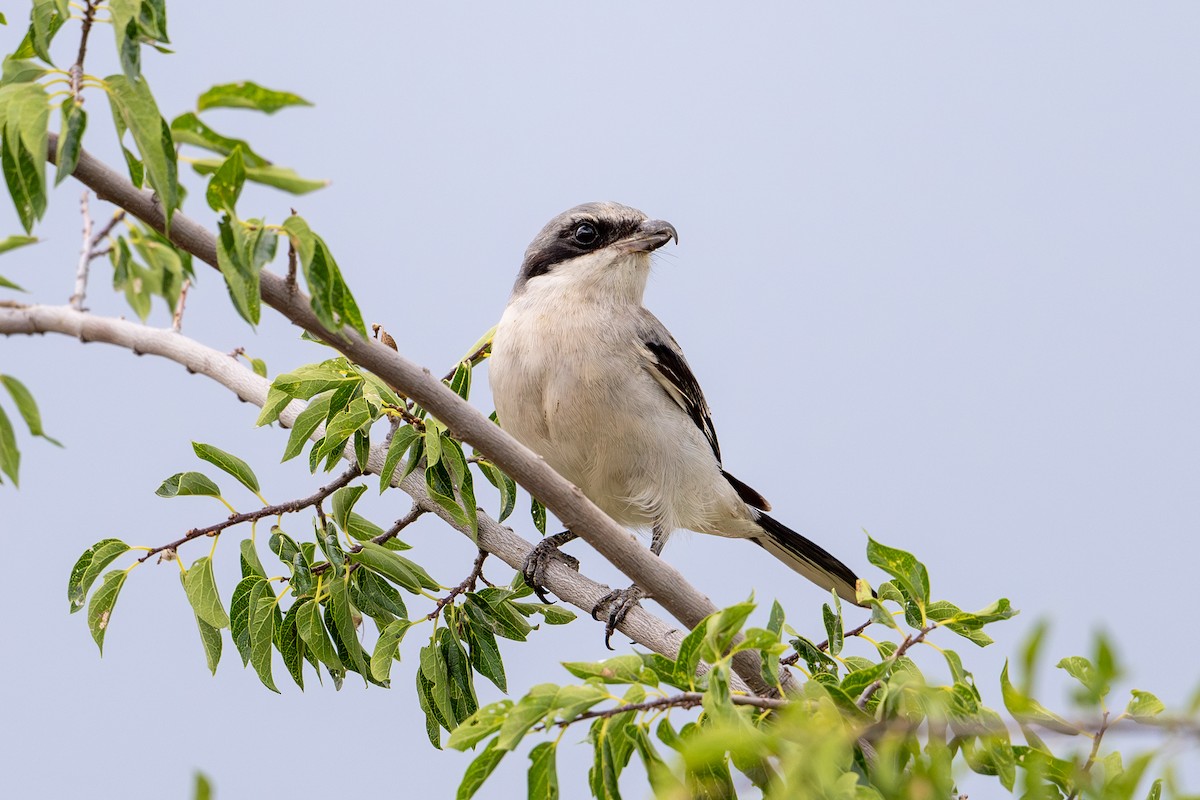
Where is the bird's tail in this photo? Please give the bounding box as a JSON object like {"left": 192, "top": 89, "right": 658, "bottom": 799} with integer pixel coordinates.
{"left": 751, "top": 513, "right": 865, "bottom": 606}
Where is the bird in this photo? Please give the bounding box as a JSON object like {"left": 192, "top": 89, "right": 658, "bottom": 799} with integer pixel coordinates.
{"left": 488, "top": 201, "right": 866, "bottom": 646}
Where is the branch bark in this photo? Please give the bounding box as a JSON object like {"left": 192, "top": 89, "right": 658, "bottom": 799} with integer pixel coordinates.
{"left": 44, "top": 135, "right": 790, "bottom": 697}
{"left": 0, "top": 302, "right": 756, "bottom": 693}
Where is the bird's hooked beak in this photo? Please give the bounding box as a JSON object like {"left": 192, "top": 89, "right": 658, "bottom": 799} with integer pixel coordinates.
{"left": 618, "top": 219, "right": 679, "bottom": 254}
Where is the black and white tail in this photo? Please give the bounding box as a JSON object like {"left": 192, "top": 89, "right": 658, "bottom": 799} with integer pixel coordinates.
{"left": 751, "top": 513, "right": 864, "bottom": 605}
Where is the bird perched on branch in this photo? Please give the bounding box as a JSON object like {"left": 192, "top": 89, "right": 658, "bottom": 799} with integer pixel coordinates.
{"left": 489, "top": 202, "right": 866, "bottom": 646}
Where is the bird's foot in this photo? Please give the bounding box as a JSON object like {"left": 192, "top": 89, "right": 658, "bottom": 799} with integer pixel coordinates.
{"left": 591, "top": 583, "right": 646, "bottom": 650}
{"left": 521, "top": 530, "right": 580, "bottom": 603}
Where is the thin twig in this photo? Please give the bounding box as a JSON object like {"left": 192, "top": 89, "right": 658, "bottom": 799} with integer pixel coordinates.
{"left": 537, "top": 692, "right": 788, "bottom": 732}
{"left": 426, "top": 548, "right": 489, "bottom": 621}
{"left": 364, "top": 504, "right": 426, "bottom": 550}
{"left": 856, "top": 623, "right": 937, "bottom": 709}
{"left": 781, "top": 618, "right": 874, "bottom": 667}
{"left": 440, "top": 339, "right": 492, "bottom": 384}
{"left": 68, "top": 1, "right": 98, "bottom": 103}
{"left": 90, "top": 210, "right": 126, "bottom": 250}
{"left": 286, "top": 239, "right": 298, "bottom": 291}
{"left": 172, "top": 279, "right": 191, "bottom": 332}
{"left": 137, "top": 465, "right": 362, "bottom": 563}
{"left": 70, "top": 191, "right": 93, "bottom": 310}
{"left": 1067, "top": 711, "right": 1112, "bottom": 800}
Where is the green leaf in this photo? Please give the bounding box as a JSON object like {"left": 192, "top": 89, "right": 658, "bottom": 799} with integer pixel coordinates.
{"left": 330, "top": 573, "right": 368, "bottom": 676}
{"left": 215, "top": 216, "right": 261, "bottom": 325}
{"left": 196, "top": 81, "right": 312, "bottom": 114}
{"left": 476, "top": 459, "right": 516, "bottom": 522}
{"left": 350, "top": 541, "right": 439, "bottom": 592}
{"left": 68, "top": 538, "right": 130, "bottom": 612}
{"left": 421, "top": 641, "right": 457, "bottom": 730}
{"left": 191, "top": 442, "right": 259, "bottom": 494}
{"left": 531, "top": 497, "right": 546, "bottom": 536}
{"left": 1, "top": 58, "right": 47, "bottom": 85}
{"left": 278, "top": 602, "right": 305, "bottom": 689}
{"left": 204, "top": 146, "right": 245, "bottom": 214}
{"left": 155, "top": 471, "right": 221, "bottom": 498}
{"left": 248, "top": 579, "right": 280, "bottom": 692}
{"left": 455, "top": 738, "right": 505, "bottom": 800}
{"left": 281, "top": 393, "right": 331, "bottom": 462}
{"left": 188, "top": 157, "right": 327, "bottom": 195}
{"left": 279, "top": 218, "right": 365, "bottom": 336}
{"left": 181, "top": 573, "right": 221, "bottom": 675}
{"left": 822, "top": 593, "right": 844, "bottom": 657}
{"left": 104, "top": 74, "right": 179, "bottom": 230}
{"left": 496, "top": 683, "right": 557, "bottom": 751}
{"left": 88, "top": 569, "right": 128, "bottom": 653}
{"left": 370, "top": 618, "right": 413, "bottom": 683}
{"left": 0, "top": 375, "right": 58, "bottom": 444}
{"left": 239, "top": 538, "right": 266, "bottom": 579}
{"left": 170, "top": 112, "right": 268, "bottom": 166}
{"left": 465, "top": 617, "right": 506, "bottom": 692}
{"left": 229, "top": 575, "right": 260, "bottom": 666}
{"left": 563, "top": 654, "right": 647, "bottom": 684}
{"left": 184, "top": 556, "right": 230, "bottom": 629}
{"left": 527, "top": 741, "right": 559, "bottom": 800}
{"left": 866, "top": 536, "right": 929, "bottom": 607}
{"left": 0, "top": 234, "right": 37, "bottom": 254}
{"left": 54, "top": 100, "right": 85, "bottom": 185}
{"left": 702, "top": 600, "right": 756, "bottom": 663}
{"left": 1000, "top": 661, "right": 1079, "bottom": 734}
{"left": 1, "top": 82, "right": 50, "bottom": 232}
{"left": 1125, "top": 689, "right": 1164, "bottom": 721}
{"left": 108, "top": 0, "right": 142, "bottom": 81}
{"left": 28, "top": 0, "right": 66, "bottom": 65}
{"left": 379, "top": 424, "right": 420, "bottom": 490}
{"left": 0, "top": 404, "right": 16, "bottom": 483}
{"left": 294, "top": 598, "right": 341, "bottom": 670}
{"left": 331, "top": 484, "right": 367, "bottom": 531}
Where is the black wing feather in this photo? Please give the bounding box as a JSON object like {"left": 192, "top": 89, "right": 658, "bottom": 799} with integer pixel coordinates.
{"left": 642, "top": 337, "right": 722, "bottom": 463}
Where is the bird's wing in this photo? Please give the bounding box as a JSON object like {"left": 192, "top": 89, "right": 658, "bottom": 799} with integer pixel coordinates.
{"left": 636, "top": 310, "right": 773, "bottom": 512}
{"left": 637, "top": 315, "right": 722, "bottom": 463}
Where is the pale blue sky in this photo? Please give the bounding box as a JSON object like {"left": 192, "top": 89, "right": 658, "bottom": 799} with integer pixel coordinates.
{"left": 3, "top": 3, "right": 1198, "bottom": 797}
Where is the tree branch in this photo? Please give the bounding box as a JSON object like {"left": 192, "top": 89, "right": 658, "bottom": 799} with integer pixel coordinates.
{"left": 136, "top": 464, "right": 362, "bottom": 563}
{"left": 0, "top": 302, "right": 753, "bottom": 692}
{"left": 45, "top": 136, "right": 787, "bottom": 697}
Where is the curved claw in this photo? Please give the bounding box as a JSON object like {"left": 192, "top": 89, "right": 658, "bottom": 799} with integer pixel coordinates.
{"left": 520, "top": 531, "right": 580, "bottom": 603}
{"left": 591, "top": 584, "right": 645, "bottom": 650}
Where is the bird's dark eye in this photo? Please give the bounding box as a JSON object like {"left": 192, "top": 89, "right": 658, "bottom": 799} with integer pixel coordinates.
{"left": 572, "top": 222, "right": 599, "bottom": 246}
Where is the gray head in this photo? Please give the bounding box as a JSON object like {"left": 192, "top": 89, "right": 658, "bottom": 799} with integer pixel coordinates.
{"left": 514, "top": 202, "right": 678, "bottom": 292}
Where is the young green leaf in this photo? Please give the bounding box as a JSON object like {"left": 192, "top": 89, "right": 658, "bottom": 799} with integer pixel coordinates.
{"left": 180, "top": 573, "right": 222, "bottom": 675}
{"left": 204, "top": 147, "right": 245, "bottom": 214}
{"left": 196, "top": 81, "right": 312, "bottom": 114}
{"left": 184, "top": 556, "right": 230, "bottom": 629}
{"left": 155, "top": 471, "right": 220, "bottom": 498}
{"left": 68, "top": 538, "right": 130, "bottom": 612}
{"left": 455, "top": 738, "right": 505, "bottom": 800}
{"left": 2, "top": 82, "right": 50, "bottom": 232}
{"left": 527, "top": 741, "right": 559, "bottom": 800}
{"left": 105, "top": 75, "right": 179, "bottom": 230}
{"left": 0, "top": 404, "right": 17, "bottom": 484}
{"left": 248, "top": 580, "right": 280, "bottom": 693}
{"left": 294, "top": 598, "right": 342, "bottom": 670}
{"left": 239, "top": 538, "right": 266, "bottom": 579}
{"left": 191, "top": 442, "right": 259, "bottom": 494}
{"left": 0, "top": 235, "right": 37, "bottom": 255}
{"left": 170, "top": 112, "right": 268, "bottom": 166}
{"left": 370, "top": 619, "right": 413, "bottom": 683}
{"left": 187, "top": 158, "right": 327, "bottom": 195}
{"left": 866, "top": 536, "right": 930, "bottom": 607}
{"left": 531, "top": 497, "right": 547, "bottom": 536}
{"left": 229, "top": 575, "right": 261, "bottom": 666}
{"left": 54, "top": 100, "right": 85, "bottom": 185}
{"left": 330, "top": 574, "right": 368, "bottom": 677}
{"left": 1125, "top": 689, "right": 1164, "bottom": 721}
{"left": 350, "top": 542, "right": 429, "bottom": 592}
{"left": 281, "top": 393, "right": 332, "bottom": 462}
{"left": 88, "top": 569, "right": 128, "bottom": 654}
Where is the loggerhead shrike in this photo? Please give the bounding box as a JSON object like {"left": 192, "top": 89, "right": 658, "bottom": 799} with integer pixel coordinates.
{"left": 489, "top": 202, "right": 866, "bottom": 645}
